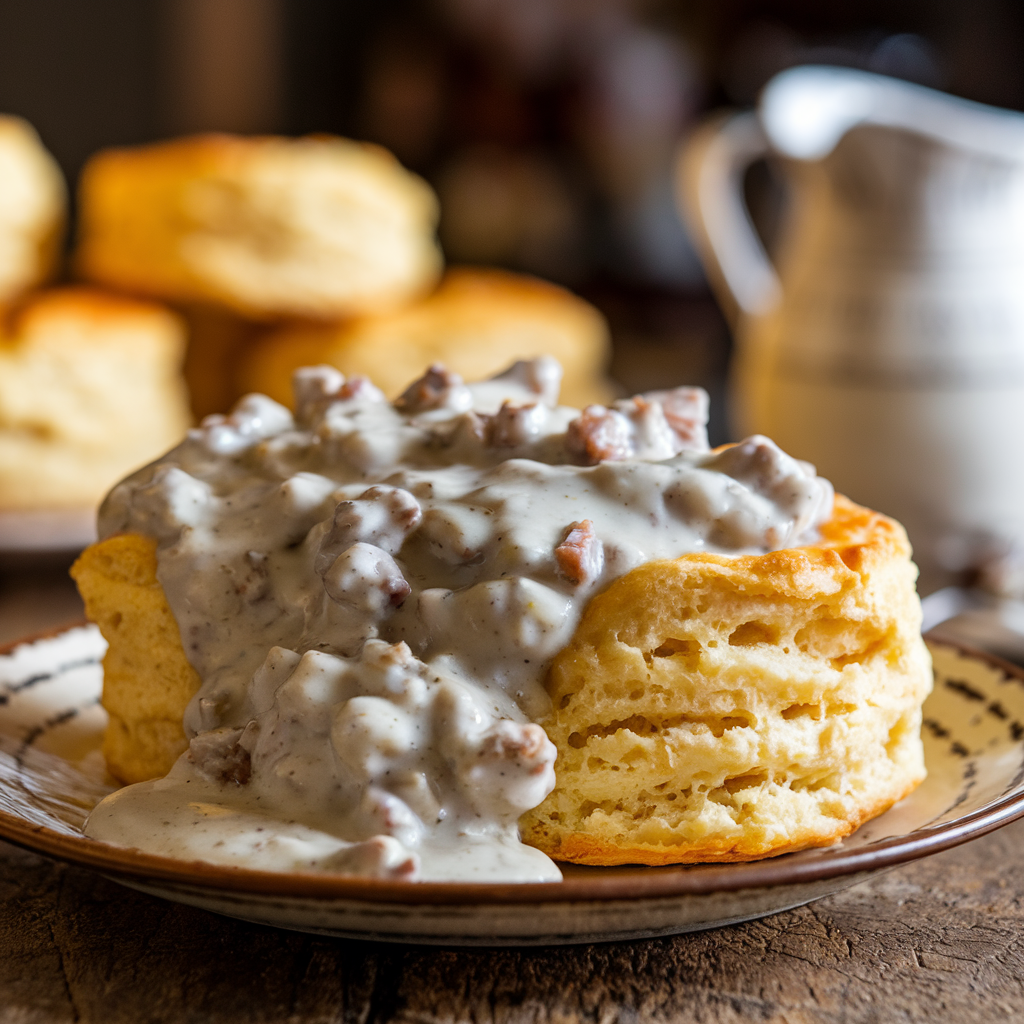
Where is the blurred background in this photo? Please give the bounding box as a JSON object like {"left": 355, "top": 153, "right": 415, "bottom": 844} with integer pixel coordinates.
{"left": 2, "top": 0, "right": 1024, "bottom": 646}
{"left": 2, "top": 0, "right": 1022, "bottom": 444}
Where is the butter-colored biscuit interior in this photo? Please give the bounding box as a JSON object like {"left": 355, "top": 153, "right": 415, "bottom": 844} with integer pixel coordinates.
{"left": 71, "top": 533, "right": 202, "bottom": 784}
{"left": 519, "top": 495, "right": 932, "bottom": 864}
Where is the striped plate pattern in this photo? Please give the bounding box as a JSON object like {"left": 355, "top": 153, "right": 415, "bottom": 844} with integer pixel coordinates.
{"left": 1, "top": 626, "right": 1023, "bottom": 946}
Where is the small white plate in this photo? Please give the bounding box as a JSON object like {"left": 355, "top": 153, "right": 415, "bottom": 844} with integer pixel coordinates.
{"left": 2, "top": 625, "right": 1023, "bottom": 946}
{"left": 0, "top": 507, "right": 97, "bottom": 553}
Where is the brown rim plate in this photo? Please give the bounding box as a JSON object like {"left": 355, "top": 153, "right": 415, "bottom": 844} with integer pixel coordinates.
{"left": 1, "top": 625, "right": 1021, "bottom": 942}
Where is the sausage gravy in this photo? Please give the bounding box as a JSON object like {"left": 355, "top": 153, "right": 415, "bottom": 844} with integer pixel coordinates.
{"left": 85, "top": 358, "right": 834, "bottom": 881}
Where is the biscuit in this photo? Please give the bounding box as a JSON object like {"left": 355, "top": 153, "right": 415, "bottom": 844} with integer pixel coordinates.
{"left": 0, "top": 288, "right": 191, "bottom": 508}
{"left": 0, "top": 116, "right": 64, "bottom": 304}
{"left": 179, "top": 303, "right": 263, "bottom": 419}
{"left": 70, "top": 533, "right": 202, "bottom": 784}
{"left": 519, "top": 494, "right": 932, "bottom": 864}
{"left": 72, "top": 493, "right": 930, "bottom": 866}
{"left": 239, "top": 268, "right": 615, "bottom": 409}
{"left": 76, "top": 133, "right": 442, "bottom": 320}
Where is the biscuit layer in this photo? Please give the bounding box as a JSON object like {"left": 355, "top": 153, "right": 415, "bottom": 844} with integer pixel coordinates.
{"left": 519, "top": 495, "right": 932, "bottom": 864}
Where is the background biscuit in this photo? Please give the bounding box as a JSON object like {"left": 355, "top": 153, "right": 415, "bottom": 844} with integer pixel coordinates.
{"left": 0, "top": 115, "right": 64, "bottom": 305}
{"left": 0, "top": 288, "right": 191, "bottom": 509}
{"left": 240, "top": 267, "right": 615, "bottom": 409}
{"left": 76, "top": 133, "right": 442, "bottom": 321}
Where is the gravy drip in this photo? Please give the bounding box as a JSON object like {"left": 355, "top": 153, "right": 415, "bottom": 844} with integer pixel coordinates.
{"left": 85, "top": 358, "right": 834, "bottom": 881}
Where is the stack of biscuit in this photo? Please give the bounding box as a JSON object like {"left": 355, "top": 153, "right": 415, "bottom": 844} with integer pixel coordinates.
{"left": 75, "top": 134, "right": 613, "bottom": 418}
{"left": 0, "top": 120, "right": 613, "bottom": 514}
{"left": 0, "top": 118, "right": 191, "bottom": 514}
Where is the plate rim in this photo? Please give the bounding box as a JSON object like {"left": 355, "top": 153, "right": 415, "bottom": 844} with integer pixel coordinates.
{"left": 0, "top": 505, "right": 98, "bottom": 553}
{"left": 2, "top": 624, "right": 1023, "bottom": 906}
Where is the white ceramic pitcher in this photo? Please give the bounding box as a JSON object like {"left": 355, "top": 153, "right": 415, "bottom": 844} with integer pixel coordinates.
{"left": 679, "top": 65, "right": 1024, "bottom": 592}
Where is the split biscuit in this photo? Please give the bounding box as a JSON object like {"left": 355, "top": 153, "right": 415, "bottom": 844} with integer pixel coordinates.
{"left": 520, "top": 494, "right": 932, "bottom": 864}
{"left": 73, "top": 494, "right": 931, "bottom": 864}
{"left": 76, "top": 133, "right": 442, "bottom": 320}
{"left": 0, "top": 116, "right": 64, "bottom": 304}
{"left": 240, "top": 268, "right": 615, "bottom": 409}
{"left": 0, "top": 288, "right": 191, "bottom": 508}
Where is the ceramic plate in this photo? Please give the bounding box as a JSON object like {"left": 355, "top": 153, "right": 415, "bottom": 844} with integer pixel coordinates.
{"left": 0, "top": 507, "right": 97, "bottom": 554}
{"left": 2, "top": 625, "right": 1024, "bottom": 946}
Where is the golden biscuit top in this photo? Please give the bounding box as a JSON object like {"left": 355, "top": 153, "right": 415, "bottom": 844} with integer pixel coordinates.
{"left": 0, "top": 286, "right": 184, "bottom": 353}
{"left": 76, "top": 132, "right": 443, "bottom": 319}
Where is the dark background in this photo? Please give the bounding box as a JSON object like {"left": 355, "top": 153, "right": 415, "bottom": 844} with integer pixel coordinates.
{"left": 0, "top": 0, "right": 1021, "bottom": 434}
{"left": 4, "top": 2, "right": 1021, "bottom": 210}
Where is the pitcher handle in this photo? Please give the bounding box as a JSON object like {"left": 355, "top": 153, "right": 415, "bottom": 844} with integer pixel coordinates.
{"left": 676, "top": 110, "right": 782, "bottom": 329}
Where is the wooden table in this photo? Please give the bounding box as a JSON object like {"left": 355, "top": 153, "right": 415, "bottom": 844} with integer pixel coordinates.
{"left": 3, "top": 570, "right": 1024, "bottom": 1023}
{"left": 3, "top": 806, "right": 1024, "bottom": 1022}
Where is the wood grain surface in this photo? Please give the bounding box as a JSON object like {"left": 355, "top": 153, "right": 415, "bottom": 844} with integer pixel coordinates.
{"left": 3, "top": 818, "right": 1023, "bottom": 1024}
{"left": 1, "top": 580, "right": 1021, "bottom": 1023}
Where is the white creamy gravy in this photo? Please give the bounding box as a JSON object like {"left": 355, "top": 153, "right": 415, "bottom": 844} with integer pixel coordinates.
{"left": 85, "top": 358, "right": 834, "bottom": 881}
